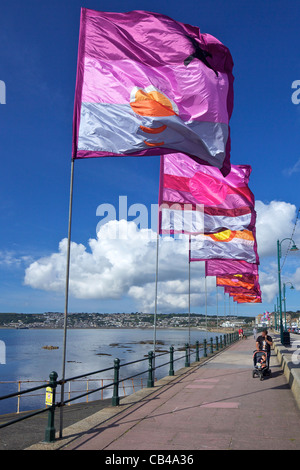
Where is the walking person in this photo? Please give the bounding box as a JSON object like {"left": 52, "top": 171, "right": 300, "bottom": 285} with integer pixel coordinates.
{"left": 253, "top": 326, "right": 257, "bottom": 340}
{"left": 256, "top": 329, "right": 273, "bottom": 367}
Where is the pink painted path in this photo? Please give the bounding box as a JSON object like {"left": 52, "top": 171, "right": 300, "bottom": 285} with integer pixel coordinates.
{"left": 50, "top": 336, "right": 300, "bottom": 450}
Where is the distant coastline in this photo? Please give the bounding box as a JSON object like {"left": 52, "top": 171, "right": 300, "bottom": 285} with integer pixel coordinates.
{"left": 0, "top": 325, "right": 237, "bottom": 333}
{"left": 0, "top": 311, "right": 251, "bottom": 333}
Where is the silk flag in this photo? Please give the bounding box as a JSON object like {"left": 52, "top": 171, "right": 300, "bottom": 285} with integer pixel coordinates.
{"left": 72, "top": 9, "right": 234, "bottom": 174}
{"left": 159, "top": 153, "right": 255, "bottom": 235}
{"left": 230, "top": 293, "right": 262, "bottom": 303}
{"left": 224, "top": 285, "right": 261, "bottom": 296}
{"left": 206, "top": 259, "right": 259, "bottom": 276}
{"left": 190, "top": 229, "right": 259, "bottom": 263}
{"left": 232, "top": 295, "right": 261, "bottom": 304}
{"left": 216, "top": 274, "right": 259, "bottom": 290}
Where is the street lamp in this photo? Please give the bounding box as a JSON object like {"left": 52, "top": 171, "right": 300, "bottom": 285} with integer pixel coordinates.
{"left": 274, "top": 303, "right": 277, "bottom": 330}
{"left": 277, "top": 238, "right": 299, "bottom": 344}
{"left": 283, "top": 282, "right": 295, "bottom": 330}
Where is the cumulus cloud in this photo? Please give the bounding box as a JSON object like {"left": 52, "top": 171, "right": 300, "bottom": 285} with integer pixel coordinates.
{"left": 24, "top": 200, "right": 300, "bottom": 310}
{"left": 24, "top": 220, "right": 198, "bottom": 310}
{"left": 255, "top": 200, "right": 298, "bottom": 257}
{"left": 255, "top": 200, "right": 300, "bottom": 303}
{"left": 257, "top": 267, "right": 278, "bottom": 303}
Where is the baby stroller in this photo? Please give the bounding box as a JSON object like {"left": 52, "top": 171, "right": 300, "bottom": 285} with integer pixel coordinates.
{"left": 252, "top": 350, "right": 271, "bottom": 381}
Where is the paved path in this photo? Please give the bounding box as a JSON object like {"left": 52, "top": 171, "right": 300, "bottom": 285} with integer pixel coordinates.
{"left": 0, "top": 399, "right": 111, "bottom": 450}
{"left": 52, "top": 335, "right": 300, "bottom": 451}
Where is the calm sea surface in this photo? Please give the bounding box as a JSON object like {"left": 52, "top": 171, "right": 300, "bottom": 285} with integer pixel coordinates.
{"left": 0, "top": 328, "right": 219, "bottom": 415}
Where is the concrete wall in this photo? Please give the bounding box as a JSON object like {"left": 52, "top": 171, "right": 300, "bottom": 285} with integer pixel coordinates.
{"left": 272, "top": 333, "right": 300, "bottom": 410}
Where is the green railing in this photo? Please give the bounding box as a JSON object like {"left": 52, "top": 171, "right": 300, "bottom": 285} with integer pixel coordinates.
{"left": 0, "top": 332, "right": 239, "bottom": 443}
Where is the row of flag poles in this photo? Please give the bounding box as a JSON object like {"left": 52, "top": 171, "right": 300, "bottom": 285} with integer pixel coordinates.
{"left": 58, "top": 9, "right": 261, "bottom": 436}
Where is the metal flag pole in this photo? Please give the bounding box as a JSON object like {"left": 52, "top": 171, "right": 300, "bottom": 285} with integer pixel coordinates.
{"left": 188, "top": 235, "right": 191, "bottom": 346}
{"left": 153, "top": 230, "right": 159, "bottom": 355}
{"left": 216, "top": 284, "right": 219, "bottom": 332}
{"left": 153, "top": 156, "right": 164, "bottom": 364}
{"left": 205, "top": 275, "right": 208, "bottom": 339}
{"left": 59, "top": 158, "right": 75, "bottom": 438}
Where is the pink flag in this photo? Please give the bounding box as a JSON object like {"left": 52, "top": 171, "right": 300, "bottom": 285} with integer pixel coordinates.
{"left": 72, "top": 9, "right": 234, "bottom": 174}
{"left": 205, "top": 259, "right": 259, "bottom": 277}
{"left": 159, "top": 153, "right": 255, "bottom": 234}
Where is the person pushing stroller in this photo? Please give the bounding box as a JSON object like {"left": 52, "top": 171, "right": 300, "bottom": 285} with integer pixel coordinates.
{"left": 256, "top": 329, "right": 273, "bottom": 368}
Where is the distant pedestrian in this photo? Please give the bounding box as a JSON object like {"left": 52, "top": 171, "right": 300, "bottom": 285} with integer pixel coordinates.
{"left": 253, "top": 326, "right": 257, "bottom": 340}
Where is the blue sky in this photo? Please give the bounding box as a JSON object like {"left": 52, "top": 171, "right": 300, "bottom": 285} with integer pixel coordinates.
{"left": 1, "top": 0, "right": 300, "bottom": 317}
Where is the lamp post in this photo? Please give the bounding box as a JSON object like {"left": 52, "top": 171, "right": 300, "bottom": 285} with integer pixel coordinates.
{"left": 283, "top": 282, "right": 294, "bottom": 331}
{"left": 274, "top": 303, "right": 277, "bottom": 330}
{"left": 277, "top": 238, "right": 298, "bottom": 344}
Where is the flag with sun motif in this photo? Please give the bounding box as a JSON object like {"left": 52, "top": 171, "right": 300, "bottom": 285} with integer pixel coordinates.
{"left": 190, "top": 229, "right": 259, "bottom": 263}
{"left": 206, "top": 259, "right": 259, "bottom": 276}
{"left": 216, "top": 274, "right": 259, "bottom": 290}
{"left": 72, "top": 9, "right": 234, "bottom": 175}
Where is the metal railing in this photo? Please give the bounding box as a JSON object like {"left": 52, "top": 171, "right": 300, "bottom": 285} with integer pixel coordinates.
{"left": 0, "top": 377, "right": 156, "bottom": 413}
{"left": 0, "top": 332, "right": 239, "bottom": 443}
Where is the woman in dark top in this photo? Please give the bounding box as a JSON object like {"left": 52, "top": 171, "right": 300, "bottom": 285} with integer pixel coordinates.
{"left": 256, "top": 329, "right": 273, "bottom": 367}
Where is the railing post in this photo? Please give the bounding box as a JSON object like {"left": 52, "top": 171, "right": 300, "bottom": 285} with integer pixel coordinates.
{"left": 112, "top": 358, "right": 120, "bottom": 406}
{"left": 169, "top": 346, "right": 174, "bottom": 376}
{"left": 220, "top": 335, "right": 223, "bottom": 349}
{"left": 147, "top": 351, "right": 154, "bottom": 387}
{"left": 215, "top": 336, "right": 219, "bottom": 351}
{"left": 210, "top": 337, "right": 213, "bottom": 354}
{"left": 223, "top": 334, "right": 226, "bottom": 347}
{"left": 203, "top": 339, "right": 207, "bottom": 357}
{"left": 185, "top": 343, "right": 190, "bottom": 367}
{"left": 44, "top": 371, "right": 58, "bottom": 443}
{"left": 195, "top": 341, "right": 200, "bottom": 361}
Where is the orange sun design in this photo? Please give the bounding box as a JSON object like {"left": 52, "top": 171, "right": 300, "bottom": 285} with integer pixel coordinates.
{"left": 208, "top": 230, "right": 236, "bottom": 243}
{"left": 130, "top": 86, "right": 178, "bottom": 147}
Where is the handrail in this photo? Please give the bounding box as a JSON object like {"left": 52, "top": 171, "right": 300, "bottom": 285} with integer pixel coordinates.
{"left": 0, "top": 332, "right": 240, "bottom": 442}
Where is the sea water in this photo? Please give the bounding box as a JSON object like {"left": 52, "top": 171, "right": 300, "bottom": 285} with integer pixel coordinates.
{"left": 0, "top": 328, "right": 219, "bottom": 415}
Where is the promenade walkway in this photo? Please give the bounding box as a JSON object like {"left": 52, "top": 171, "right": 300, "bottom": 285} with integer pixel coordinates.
{"left": 28, "top": 332, "right": 300, "bottom": 451}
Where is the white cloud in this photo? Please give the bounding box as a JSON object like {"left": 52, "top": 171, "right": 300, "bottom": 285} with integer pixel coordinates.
{"left": 292, "top": 268, "right": 300, "bottom": 291}
{"left": 24, "top": 220, "right": 195, "bottom": 308}
{"left": 283, "top": 158, "right": 300, "bottom": 176}
{"left": 24, "top": 200, "right": 300, "bottom": 310}
{"left": 257, "top": 268, "right": 278, "bottom": 303}
{"left": 0, "top": 250, "right": 33, "bottom": 267}
{"left": 255, "top": 200, "right": 298, "bottom": 257}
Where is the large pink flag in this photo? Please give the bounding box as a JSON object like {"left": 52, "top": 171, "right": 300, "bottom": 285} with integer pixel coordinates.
{"left": 159, "top": 153, "right": 255, "bottom": 234}
{"left": 72, "top": 9, "right": 234, "bottom": 174}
